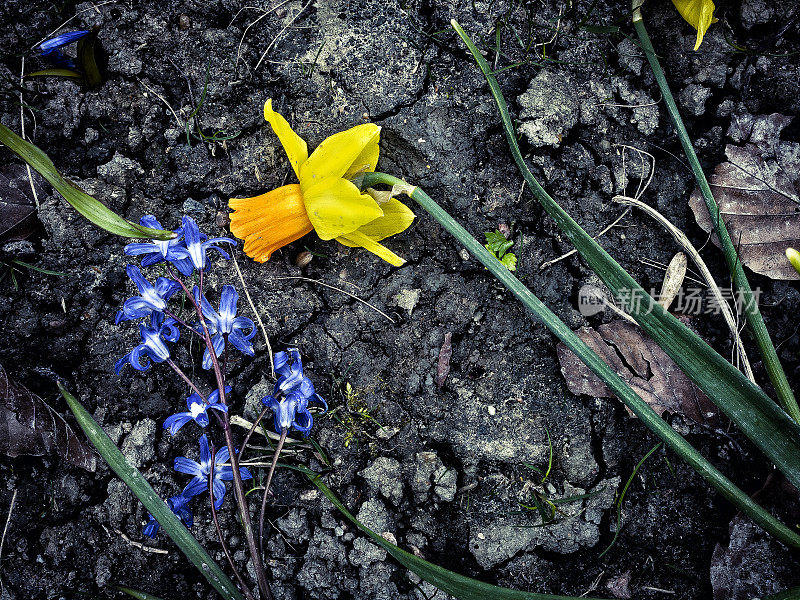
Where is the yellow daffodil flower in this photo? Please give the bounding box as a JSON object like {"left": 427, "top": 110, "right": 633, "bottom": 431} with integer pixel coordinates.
{"left": 229, "top": 100, "right": 415, "bottom": 266}
{"left": 671, "top": 0, "right": 718, "bottom": 50}
{"left": 787, "top": 248, "right": 800, "bottom": 277}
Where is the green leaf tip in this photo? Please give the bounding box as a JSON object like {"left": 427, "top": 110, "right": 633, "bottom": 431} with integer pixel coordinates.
{"left": 59, "top": 384, "right": 245, "bottom": 600}
{"left": 0, "top": 124, "right": 173, "bottom": 240}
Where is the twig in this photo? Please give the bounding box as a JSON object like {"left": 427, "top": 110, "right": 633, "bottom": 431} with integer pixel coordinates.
{"left": 232, "top": 253, "right": 274, "bottom": 377}
{"left": 539, "top": 209, "right": 630, "bottom": 270}
{"left": 0, "top": 489, "right": 18, "bottom": 590}
{"left": 100, "top": 525, "right": 168, "bottom": 555}
{"left": 239, "top": 405, "right": 270, "bottom": 461}
{"left": 259, "top": 429, "right": 287, "bottom": 557}
{"left": 254, "top": 0, "right": 313, "bottom": 71}
{"left": 19, "top": 58, "right": 39, "bottom": 209}
{"left": 231, "top": 1, "right": 293, "bottom": 72}
{"left": 137, "top": 78, "right": 184, "bottom": 130}
{"left": 270, "top": 276, "right": 395, "bottom": 323}
{"left": 613, "top": 195, "right": 755, "bottom": 383}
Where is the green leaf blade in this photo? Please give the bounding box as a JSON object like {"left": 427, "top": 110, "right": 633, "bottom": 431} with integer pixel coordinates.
{"left": 449, "top": 19, "right": 800, "bottom": 495}
{"left": 60, "top": 384, "right": 245, "bottom": 600}
{"left": 0, "top": 124, "right": 173, "bottom": 240}
{"left": 303, "top": 468, "right": 601, "bottom": 600}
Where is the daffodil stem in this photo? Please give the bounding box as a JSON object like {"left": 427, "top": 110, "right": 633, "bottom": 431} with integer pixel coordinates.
{"left": 360, "top": 170, "right": 800, "bottom": 549}
{"left": 259, "top": 428, "right": 287, "bottom": 558}
{"left": 632, "top": 10, "right": 800, "bottom": 424}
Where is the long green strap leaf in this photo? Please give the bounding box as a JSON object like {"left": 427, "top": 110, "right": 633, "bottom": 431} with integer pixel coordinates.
{"left": 631, "top": 7, "right": 799, "bottom": 423}
{"left": 115, "top": 586, "right": 167, "bottom": 600}
{"left": 59, "top": 384, "right": 245, "bottom": 600}
{"left": 0, "top": 124, "right": 173, "bottom": 240}
{"left": 764, "top": 587, "right": 800, "bottom": 600}
{"left": 362, "top": 171, "right": 800, "bottom": 550}
{"left": 449, "top": 19, "right": 800, "bottom": 492}
{"left": 299, "top": 467, "right": 601, "bottom": 600}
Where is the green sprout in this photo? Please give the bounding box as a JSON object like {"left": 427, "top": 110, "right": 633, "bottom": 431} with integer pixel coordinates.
{"left": 484, "top": 230, "right": 517, "bottom": 271}
{"left": 327, "top": 380, "right": 383, "bottom": 449}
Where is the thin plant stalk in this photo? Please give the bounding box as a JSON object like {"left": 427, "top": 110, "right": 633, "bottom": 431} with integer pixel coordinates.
{"left": 259, "top": 429, "right": 288, "bottom": 555}
{"left": 360, "top": 170, "right": 800, "bottom": 549}
{"left": 172, "top": 269, "right": 272, "bottom": 600}
{"left": 209, "top": 455, "right": 258, "bottom": 600}
{"left": 631, "top": 1, "right": 799, "bottom": 423}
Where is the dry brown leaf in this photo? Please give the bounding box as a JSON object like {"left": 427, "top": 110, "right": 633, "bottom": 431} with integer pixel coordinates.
{"left": 0, "top": 362, "right": 96, "bottom": 471}
{"left": 556, "top": 320, "right": 719, "bottom": 425}
{"left": 0, "top": 164, "right": 42, "bottom": 244}
{"left": 689, "top": 113, "right": 800, "bottom": 280}
{"left": 436, "top": 332, "right": 453, "bottom": 388}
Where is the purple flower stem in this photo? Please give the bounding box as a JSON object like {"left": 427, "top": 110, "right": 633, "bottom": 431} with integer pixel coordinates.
{"left": 239, "top": 404, "right": 270, "bottom": 462}
{"left": 166, "top": 359, "right": 206, "bottom": 401}
{"left": 209, "top": 447, "right": 258, "bottom": 600}
{"left": 187, "top": 269, "right": 272, "bottom": 600}
{"left": 258, "top": 428, "right": 287, "bottom": 557}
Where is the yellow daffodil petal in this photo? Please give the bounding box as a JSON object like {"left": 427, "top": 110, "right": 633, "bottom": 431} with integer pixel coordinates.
{"left": 229, "top": 184, "right": 312, "bottom": 262}
{"left": 264, "top": 99, "right": 308, "bottom": 179}
{"left": 671, "top": 0, "right": 717, "bottom": 50}
{"left": 343, "top": 131, "right": 380, "bottom": 180}
{"left": 787, "top": 248, "right": 800, "bottom": 277}
{"left": 337, "top": 230, "right": 406, "bottom": 267}
{"left": 339, "top": 198, "right": 415, "bottom": 242}
{"left": 303, "top": 178, "right": 384, "bottom": 240}
{"left": 299, "top": 124, "right": 380, "bottom": 192}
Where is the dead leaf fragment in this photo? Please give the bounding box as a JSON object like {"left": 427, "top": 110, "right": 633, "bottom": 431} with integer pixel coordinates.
{"left": 689, "top": 113, "right": 800, "bottom": 280}
{"left": 0, "top": 362, "right": 96, "bottom": 471}
{"left": 0, "top": 164, "right": 42, "bottom": 244}
{"left": 436, "top": 332, "right": 453, "bottom": 388}
{"left": 556, "top": 320, "right": 719, "bottom": 425}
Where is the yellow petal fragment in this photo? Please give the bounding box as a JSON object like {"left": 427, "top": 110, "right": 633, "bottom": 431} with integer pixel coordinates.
{"left": 303, "top": 178, "right": 384, "bottom": 241}
{"left": 787, "top": 248, "right": 800, "bottom": 277}
{"left": 343, "top": 130, "right": 380, "bottom": 180}
{"left": 338, "top": 198, "right": 415, "bottom": 243}
{"left": 337, "top": 230, "right": 406, "bottom": 267}
{"left": 671, "top": 0, "right": 717, "bottom": 50}
{"left": 264, "top": 99, "right": 308, "bottom": 179}
{"left": 299, "top": 123, "right": 380, "bottom": 192}
{"left": 229, "top": 184, "right": 312, "bottom": 262}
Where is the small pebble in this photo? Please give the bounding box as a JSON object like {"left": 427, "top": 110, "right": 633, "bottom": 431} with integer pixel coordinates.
{"left": 487, "top": 405, "right": 496, "bottom": 416}
{"left": 295, "top": 251, "right": 313, "bottom": 268}
{"left": 179, "top": 14, "right": 190, "bottom": 29}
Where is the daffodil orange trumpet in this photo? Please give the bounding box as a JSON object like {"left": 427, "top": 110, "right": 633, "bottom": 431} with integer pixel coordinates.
{"left": 229, "top": 100, "right": 415, "bottom": 267}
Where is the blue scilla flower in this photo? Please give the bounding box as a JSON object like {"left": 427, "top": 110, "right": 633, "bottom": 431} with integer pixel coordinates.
{"left": 261, "top": 349, "right": 327, "bottom": 435}
{"left": 163, "top": 387, "right": 229, "bottom": 435}
{"left": 143, "top": 494, "right": 194, "bottom": 538}
{"left": 193, "top": 285, "right": 256, "bottom": 370}
{"left": 124, "top": 216, "right": 195, "bottom": 276}
{"left": 115, "top": 312, "right": 180, "bottom": 373}
{"left": 174, "top": 434, "right": 252, "bottom": 509}
{"left": 38, "top": 30, "right": 89, "bottom": 69}
{"left": 115, "top": 264, "right": 182, "bottom": 324}
{"left": 174, "top": 216, "right": 236, "bottom": 271}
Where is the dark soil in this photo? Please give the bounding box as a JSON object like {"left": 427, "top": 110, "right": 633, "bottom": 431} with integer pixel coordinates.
{"left": 1, "top": 1, "right": 799, "bottom": 599}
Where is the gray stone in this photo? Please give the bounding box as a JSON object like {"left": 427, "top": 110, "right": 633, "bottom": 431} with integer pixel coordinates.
{"left": 349, "top": 537, "right": 387, "bottom": 567}
{"left": 357, "top": 562, "right": 399, "bottom": 600}
{"left": 469, "top": 477, "right": 620, "bottom": 568}
{"left": 356, "top": 498, "right": 394, "bottom": 535}
{"left": 276, "top": 508, "right": 311, "bottom": 543}
{"left": 518, "top": 70, "right": 580, "bottom": 147}
{"left": 562, "top": 434, "right": 600, "bottom": 487}
{"left": 679, "top": 84, "right": 713, "bottom": 117}
{"left": 96, "top": 153, "right": 144, "bottom": 189}
{"left": 432, "top": 464, "right": 458, "bottom": 502}
{"left": 120, "top": 418, "right": 156, "bottom": 468}
{"left": 359, "top": 456, "right": 403, "bottom": 506}
{"left": 411, "top": 451, "right": 442, "bottom": 501}
{"left": 741, "top": 0, "right": 775, "bottom": 29}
